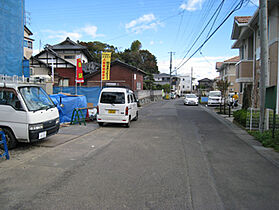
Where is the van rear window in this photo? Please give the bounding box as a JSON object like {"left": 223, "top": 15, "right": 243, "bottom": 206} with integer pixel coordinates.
{"left": 100, "top": 92, "right": 125, "bottom": 104}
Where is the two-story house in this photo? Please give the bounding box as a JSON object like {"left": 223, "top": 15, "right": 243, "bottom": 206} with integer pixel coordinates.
{"left": 24, "top": 26, "right": 34, "bottom": 60}
{"left": 216, "top": 56, "right": 240, "bottom": 93}
{"left": 177, "top": 74, "right": 192, "bottom": 96}
{"left": 30, "top": 37, "right": 93, "bottom": 86}
{"left": 231, "top": 0, "right": 279, "bottom": 110}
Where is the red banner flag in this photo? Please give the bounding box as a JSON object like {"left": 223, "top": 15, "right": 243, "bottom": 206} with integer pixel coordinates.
{"left": 76, "top": 57, "right": 84, "bottom": 83}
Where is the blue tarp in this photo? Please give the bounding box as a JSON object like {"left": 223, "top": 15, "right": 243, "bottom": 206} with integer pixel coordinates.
{"left": 201, "top": 97, "right": 208, "bottom": 103}
{"left": 53, "top": 86, "right": 101, "bottom": 106}
{"left": 0, "top": 0, "right": 24, "bottom": 76}
{"left": 50, "top": 94, "right": 87, "bottom": 123}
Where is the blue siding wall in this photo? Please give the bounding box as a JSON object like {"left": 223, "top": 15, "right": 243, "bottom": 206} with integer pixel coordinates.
{"left": 0, "top": 0, "right": 24, "bottom": 76}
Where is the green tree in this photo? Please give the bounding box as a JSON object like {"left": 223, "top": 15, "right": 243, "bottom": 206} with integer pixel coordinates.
{"left": 78, "top": 41, "right": 120, "bottom": 63}
{"left": 216, "top": 79, "right": 230, "bottom": 113}
{"left": 79, "top": 40, "right": 159, "bottom": 79}
{"left": 131, "top": 40, "right": 142, "bottom": 52}
{"left": 119, "top": 41, "right": 159, "bottom": 75}
{"left": 143, "top": 73, "right": 155, "bottom": 90}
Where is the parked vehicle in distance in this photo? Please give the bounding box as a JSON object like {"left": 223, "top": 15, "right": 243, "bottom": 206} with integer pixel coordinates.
{"left": 171, "top": 92, "right": 176, "bottom": 99}
{"left": 0, "top": 78, "right": 60, "bottom": 149}
{"left": 226, "top": 92, "right": 235, "bottom": 106}
{"left": 184, "top": 94, "right": 199, "bottom": 106}
{"left": 207, "top": 90, "right": 221, "bottom": 106}
{"left": 97, "top": 87, "right": 138, "bottom": 127}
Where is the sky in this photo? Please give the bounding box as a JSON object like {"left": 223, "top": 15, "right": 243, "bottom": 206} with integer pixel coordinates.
{"left": 25, "top": 0, "right": 259, "bottom": 82}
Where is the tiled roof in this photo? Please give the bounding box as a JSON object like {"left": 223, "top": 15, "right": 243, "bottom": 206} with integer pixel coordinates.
{"left": 224, "top": 56, "right": 240, "bottom": 63}
{"left": 234, "top": 16, "right": 252, "bottom": 24}
{"left": 216, "top": 62, "right": 223, "bottom": 69}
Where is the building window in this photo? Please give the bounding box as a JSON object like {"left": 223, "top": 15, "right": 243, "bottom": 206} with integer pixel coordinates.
{"left": 137, "top": 82, "right": 141, "bottom": 90}
{"left": 59, "top": 79, "right": 69, "bottom": 87}
{"left": 183, "top": 85, "right": 185, "bottom": 88}
{"left": 24, "top": 40, "right": 32, "bottom": 49}
{"left": 240, "top": 82, "right": 243, "bottom": 93}
{"left": 64, "top": 55, "right": 75, "bottom": 59}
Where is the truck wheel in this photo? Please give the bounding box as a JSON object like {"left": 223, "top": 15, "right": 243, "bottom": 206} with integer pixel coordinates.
{"left": 0, "top": 128, "right": 18, "bottom": 149}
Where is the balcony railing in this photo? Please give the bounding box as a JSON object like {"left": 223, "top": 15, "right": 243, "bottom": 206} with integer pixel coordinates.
{"left": 235, "top": 60, "right": 253, "bottom": 83}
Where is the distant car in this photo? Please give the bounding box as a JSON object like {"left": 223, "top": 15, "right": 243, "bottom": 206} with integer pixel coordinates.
{"left": 208, "top": 91, "right": 221, "bottom": 106}
{"left": 226, "top": 93, "right": 235, "bottom": 105}
{"left": 171, "top": 92, "right": 176, "bottom": 99}
{"left": 184, "top": 94, "right": 199, "bottom": 106}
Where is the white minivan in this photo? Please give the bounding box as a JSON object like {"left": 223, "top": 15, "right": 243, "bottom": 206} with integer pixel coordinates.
{"left": 207, "top": 90, "right": 222, "bottom": 106}
{"left": 0, "top": 80, "right": 60, "bottom": 149}
{"left": 97, "top": 87, "right": 138, "bottom": 127}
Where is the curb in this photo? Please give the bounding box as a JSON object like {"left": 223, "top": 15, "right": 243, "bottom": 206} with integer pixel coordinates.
{"left": 200, "top": 105, "right": 279, "bottom": 169}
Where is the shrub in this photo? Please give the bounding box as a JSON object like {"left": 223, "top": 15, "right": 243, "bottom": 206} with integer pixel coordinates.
{"left": 233, "top": 109, "right": 248, "bottom": 127}
{"left": 248, "top": 130, "right": 279, "bottom": 152}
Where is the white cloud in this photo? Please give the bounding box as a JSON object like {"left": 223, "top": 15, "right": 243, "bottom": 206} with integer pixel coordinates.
{"left": 150, "top": 41, "right": 154, "bottom": 45}
{"left": 125, "top": 13, "right": 162, "bottom": 33}
{"left": 82, "top": 25, "right": 104, "bottom": 39}
{"left": 42, "top": 25, "right": 103, "bottom": 41}
{"left": 43, "top": 29, "right": 82, "bottom": 41}
{"left": 158, "top": 56, "right": 229, "bottom": 82}
{"left": 180, "top": 0, "right": 205, "bottom": 11}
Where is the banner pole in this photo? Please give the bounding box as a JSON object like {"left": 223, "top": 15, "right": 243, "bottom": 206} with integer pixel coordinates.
{"left": 101, "top": 51, "right": 102, "bottom": 89}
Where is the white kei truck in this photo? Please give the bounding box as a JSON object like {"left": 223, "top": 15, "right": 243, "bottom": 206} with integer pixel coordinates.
{"left": 0, "top": 76, "right": 60, "bottom": 149}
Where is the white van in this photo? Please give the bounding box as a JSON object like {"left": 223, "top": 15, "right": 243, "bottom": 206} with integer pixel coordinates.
{"left": 208, "top": 90, "right": 221, "bottom": 106}
{"left": 0, "top": 79, "right": 60, "bottom": 149}
{"left": 97, "top": 87, "right": 138, "bottom": 127}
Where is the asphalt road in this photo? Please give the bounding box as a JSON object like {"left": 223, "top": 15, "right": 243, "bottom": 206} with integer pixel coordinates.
{"left": 2, "top": 99, "right": 279, "bottom": 209}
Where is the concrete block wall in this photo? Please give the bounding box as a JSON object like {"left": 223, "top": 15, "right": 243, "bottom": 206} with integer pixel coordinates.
{"left": 135, "top": 90, "right": 162, "bottom": 106}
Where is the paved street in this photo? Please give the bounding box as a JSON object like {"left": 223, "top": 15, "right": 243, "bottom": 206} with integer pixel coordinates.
{"left": 1, "top": 99, "right": 279, "bottom": 209}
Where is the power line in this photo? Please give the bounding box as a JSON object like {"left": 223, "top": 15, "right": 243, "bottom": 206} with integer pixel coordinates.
{"left": 199, "top": 51, "right": 214, "bottom": 67}
{"left": 176, "top": 0, "right": 226, "bottom": 68}
{"left": 176, "top": 0, "right": 247, "bottom": 70}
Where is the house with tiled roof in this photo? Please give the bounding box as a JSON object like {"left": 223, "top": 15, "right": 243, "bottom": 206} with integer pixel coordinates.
{"left": 231, "top": 0, "right": 279, "bottom": 110}
{"left": 216, "top": 56, "right": 240, "bottom": 93}
{"left": 30, "top": 37, "right": 94, "bottom": 87}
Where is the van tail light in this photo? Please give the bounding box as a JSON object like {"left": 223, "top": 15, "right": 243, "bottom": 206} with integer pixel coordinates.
{"left": 125, "top": 107, "right": 128, "bottom": 116}
{"left": 97, "top": 105, "right": 99, "bottom": 114}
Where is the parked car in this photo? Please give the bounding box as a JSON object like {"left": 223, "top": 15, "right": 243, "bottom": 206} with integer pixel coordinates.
{"left": 97, "top": 87, "right": 138, "bottom": 127}
{"left": 226, "top": 92, "right": 234, "bottom": 105}
{"left": 171, "top": 92, "right": 176, "bottom": 99}
{"left": 0, "top": 79, "right": 60, "bottom": 149}
{"left": 207, "top": 90, "right": 221, "bottom": 106}
{"left": 184, "top": 94, "right": 199, "bottom": 106}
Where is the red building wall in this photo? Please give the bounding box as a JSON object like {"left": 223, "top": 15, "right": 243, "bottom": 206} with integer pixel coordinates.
{"left": 55, "top": 68, "right": 76, "bottom": 86}
{"left": 85, "top": 64, "right": 144, "bottom": 91}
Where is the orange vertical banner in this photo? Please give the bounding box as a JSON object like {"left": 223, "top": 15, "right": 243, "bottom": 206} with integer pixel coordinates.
{"left": 101, "top": 52, "right": 111, "bottom": 80}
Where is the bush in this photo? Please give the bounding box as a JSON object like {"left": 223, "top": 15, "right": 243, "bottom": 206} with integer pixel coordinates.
{"left": 233, "top": 109, "right": 248, "bottom": 127}
{"left": 248, "top": 130, "right": 279, "bottom": 152}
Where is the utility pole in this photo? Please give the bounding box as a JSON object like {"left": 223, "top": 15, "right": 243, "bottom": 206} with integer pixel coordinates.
{"left": 259, "top": 0, "right": 268, "bottom": 133}
{"left": 169, "top": 52, "right": 175, "bottom": 93}
{"left": 191, "top": 67, "right": 193, "bottom": 93}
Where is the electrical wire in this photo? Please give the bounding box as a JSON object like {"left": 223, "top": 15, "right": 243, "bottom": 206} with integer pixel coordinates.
{"left": 176, "top": 0, "right": 225, "bottom": 68}
{"left": 176, "top": 0, "right": 247, "bottom": 70}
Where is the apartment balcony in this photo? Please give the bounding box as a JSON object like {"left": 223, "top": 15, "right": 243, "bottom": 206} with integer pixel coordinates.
{"left": 235, "top": 60, "right": 253, "bottom": 83}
